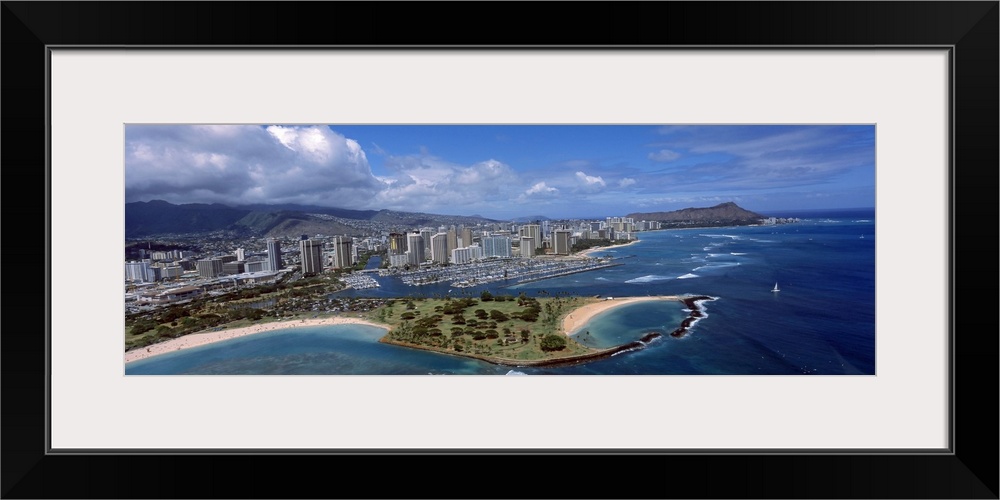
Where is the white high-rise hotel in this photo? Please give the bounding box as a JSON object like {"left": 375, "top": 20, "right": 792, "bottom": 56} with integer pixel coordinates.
{"left": 125, "top": 260, "right": 154, "bottom": 282}
{"left": 406, "top": 233, "right": 425, "bottom": 266}
{"left": 519, "top": 224, "right": 542, "bottom": 250}
{"left": 431, "top": 233, "right": 449, "bottom": 264}
{"left": 450, "top": 244, "right": 483, "bottom": 265}
{"left": 480, "top": 235, "right": 512, "bottom": 258}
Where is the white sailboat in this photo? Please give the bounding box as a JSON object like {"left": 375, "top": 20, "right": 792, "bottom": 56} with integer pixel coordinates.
{"left": 771, "top": 282, "right": 780, "bottom": 292}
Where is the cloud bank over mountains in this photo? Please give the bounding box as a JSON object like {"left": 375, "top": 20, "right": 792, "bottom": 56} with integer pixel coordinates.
{"left": 126, "top": 124, "right": 875, "bottom": 218}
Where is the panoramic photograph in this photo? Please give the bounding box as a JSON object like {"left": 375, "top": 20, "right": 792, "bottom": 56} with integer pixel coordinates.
{"left": 123, "top": 124, "right": 876, "bottom": 375}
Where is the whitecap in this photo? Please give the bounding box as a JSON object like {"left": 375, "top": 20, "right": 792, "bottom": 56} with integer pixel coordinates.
{"left": 693, "top": 262, "right": 740, "bottom": 271}
{"left": 730, "top": 252, "right": 748, "bottom": 256}
{"left": 676, "top": 273, "right": 699, "bottom": 279}
{"left": 505, "top": 370, "right": 527, "bottom": 376}
{"left": 625, "top": 275, "right": 673, "bottom": 284}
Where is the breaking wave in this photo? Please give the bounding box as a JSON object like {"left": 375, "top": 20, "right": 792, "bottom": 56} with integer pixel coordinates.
{"left": 693, "top": 262, "right": 740, "bottom": 271}
{"left": 625, "top": 275, "right": 673, "bottom": 284}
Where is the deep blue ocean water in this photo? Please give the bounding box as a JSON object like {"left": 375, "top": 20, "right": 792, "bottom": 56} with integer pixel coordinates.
{"left": 126, "top": 209, "right": 875, "bottom": 375}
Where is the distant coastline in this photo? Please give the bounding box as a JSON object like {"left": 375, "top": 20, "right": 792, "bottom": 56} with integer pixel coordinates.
{"left": 576, "top": 238, "right": 641, "bottom": 257}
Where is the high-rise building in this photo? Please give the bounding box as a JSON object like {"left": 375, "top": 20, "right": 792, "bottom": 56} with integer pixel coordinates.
{"left": 388, "top": 233, "right": 407, "bottom": 256}
{"left": 431, "top": 232, "right": 449, "bottom": 264}
{"left": 195, "top": 258, "right": 224, "bottom": 278}
{"left": 420, "top": 228, "right": 435, "bottom": 256}
{"left": 481, "top": 235, "right": 512, "bottom": 258}
{"left": 447, "top": 228, "right": 458, "bottom": 258}
{"left": 222, "top": 261, "right": 245, "bottom": 275}
{"left": 388, "top": 254, "right": 409, "bottom": 268}
{"left": 333, "top": 236, "right": 353, "bottom": 269}
{"left": 300, "top": 239, "right": 325, "bottom": 274}
{"left": 519, "top": 224, "right": 542, "bottom": 250}
{"left": 235, "top": 248, "right": 246, "bottom": 261}
{"left": 246, "top": 260, "right": 267, "bottom": 273}
{"left": 460, "top": 227, "right": 473, "bottom": 248}
{"left": 161, "top": 265, "right": 184, "bottom": 280}
{"left": 553, "top": 229, "right": 572, "bottom": 255}
{"left": 450, "top": 244, "right": 484, "bottom": 265}
{"left": 266, "top": 238, "right": 282, "bottom": 272}
{"left": 406, "top": 233, "right": 425, "bottom": 266}
{"left": 125, "top": 260, "right": 154, "bottom": 282}
{"left": 519, "top": 236, "right": 535, "bottom": 258}
{"left": 451, "top": 247, "right": 473, "bottom": 265}
{"left": 606, "top": 217, "right": 635, "bottom": 233}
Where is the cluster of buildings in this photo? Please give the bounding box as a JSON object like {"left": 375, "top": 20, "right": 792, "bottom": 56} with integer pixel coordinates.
{"left": 380, "top": 217, "right": 647, "bottom": 269}
{"left": 123, "top": 215, "right": 665, "bottom": 307}
{"left": 125, "top": 216, "right": 654, "bottom": 286}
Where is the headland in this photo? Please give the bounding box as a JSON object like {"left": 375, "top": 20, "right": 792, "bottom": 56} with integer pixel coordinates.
{"left": 126, "top": 294, "right": 716, "bottom": 368}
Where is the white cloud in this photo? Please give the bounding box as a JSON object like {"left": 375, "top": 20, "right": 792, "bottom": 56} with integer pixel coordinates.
{"left": 126, "top": 125, "right": 385, "bottom": 208}
{"left": 126, "top": 125, "right": 529, "bottom": 215}
{"left": 575, "top": 171, "right": 606, "bottom": 187}
{"left": 525, "top": 182, "right": 558, "bottom": 196}
{"left": 648, "top": 149, "right": 681, "bottom": 162}
{"left": 618, "top": 177, "right": 636, "bottom": 187}
{"left": 374, "top": 154, "right": 519, "bottom": 212}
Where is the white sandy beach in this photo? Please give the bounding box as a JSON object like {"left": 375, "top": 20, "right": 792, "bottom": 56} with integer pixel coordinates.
{"left": 577, "top": 238, "right": 641, "bottom": 258}
{"left": 124, "top": 316, "right": 388, "bottom": 364}
{"left": 561, "top": 296, "right": 681, "bottom": 335}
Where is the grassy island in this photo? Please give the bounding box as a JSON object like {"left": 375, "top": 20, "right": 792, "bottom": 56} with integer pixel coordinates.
{"left": 366, "top": 293, "right": 714, "bottom": 367}
{"left": 125, "top": 286, "right": 715, "bottom": 368}
{"left": 370, "top": 293, "right": 604, "bottom": 366}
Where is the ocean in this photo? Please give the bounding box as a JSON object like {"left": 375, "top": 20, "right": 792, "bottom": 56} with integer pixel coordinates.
{"left": 125, "top": 208, "right": 876, "bottom": 375}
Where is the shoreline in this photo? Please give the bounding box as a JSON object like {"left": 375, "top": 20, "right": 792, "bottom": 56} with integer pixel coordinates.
{"left": 576, "top": 238, "right": 641, "bottom": 258}
{"left": 561, "top": 295, "right": 682, "bottom": 335}
{"left": 126, "top": 295, "right": 718, "bottom": 369}
{"left": 124, "top": 316, "right": 388, "bottom": 364}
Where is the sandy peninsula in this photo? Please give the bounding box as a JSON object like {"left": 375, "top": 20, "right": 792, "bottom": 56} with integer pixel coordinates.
{"left": 562, "top": 295, "right": 681, "bottom": 335}
{"left": 577, "top": 238, "right": 642, "bottom": 258}
{"left": 124, "top": 316, "right": 388, "bottom": 364}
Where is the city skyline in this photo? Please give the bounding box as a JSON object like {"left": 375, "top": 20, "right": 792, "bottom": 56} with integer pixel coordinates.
{"left": 125, "top": 124, "right": 876, "bottom": 220}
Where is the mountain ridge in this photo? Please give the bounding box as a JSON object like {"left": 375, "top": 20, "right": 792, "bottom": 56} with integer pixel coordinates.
{"left": 626, "top": 202, "right": 766, "bottom": 227}
{"left": 125, "top": 200, "right": 503, "bottom": 238}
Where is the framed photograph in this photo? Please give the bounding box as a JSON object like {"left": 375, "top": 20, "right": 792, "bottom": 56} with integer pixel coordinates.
{"left": 5, "top": 2, "right": 996, "bottom": 498}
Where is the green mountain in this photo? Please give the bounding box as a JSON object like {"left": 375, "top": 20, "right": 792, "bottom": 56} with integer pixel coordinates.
{"left": 125, "top": 200, "right": 500, "bottom": 238}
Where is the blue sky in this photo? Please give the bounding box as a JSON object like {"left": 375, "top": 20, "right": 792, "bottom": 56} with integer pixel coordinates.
{"left": 125, "top": 124, "right": 875, "bottom": 220}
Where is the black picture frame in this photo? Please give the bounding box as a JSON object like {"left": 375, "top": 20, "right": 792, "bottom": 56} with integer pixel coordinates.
{"left": 3, "top": 2, "right": 997, "bottom": 498}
